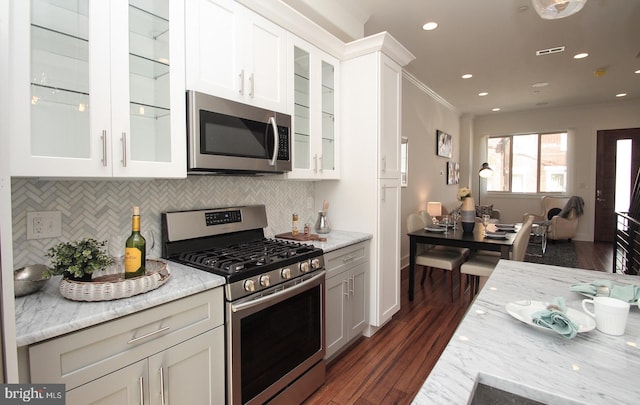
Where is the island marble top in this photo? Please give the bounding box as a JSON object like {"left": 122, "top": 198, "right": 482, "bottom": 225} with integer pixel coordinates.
{"left": 413, "top": 260, "right": 640, "bottom": 405}
{"left": 15, "top": 230, "right": 371, "bottom": 347}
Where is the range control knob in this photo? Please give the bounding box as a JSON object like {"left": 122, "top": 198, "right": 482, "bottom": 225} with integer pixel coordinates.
{"left": 281, "top": 268, "right": 292, "bottom": 279}
{"left": 260, "top": 275, "right": 270, "bottom": 287}
{"left": 300, "top": 261, "right": 310, "bottom": 273}
{"left": 244, "top": 279, "right": 256, "bottom": 292}
{"left": 311, "top": 258, "right": 321, "bottom": 270}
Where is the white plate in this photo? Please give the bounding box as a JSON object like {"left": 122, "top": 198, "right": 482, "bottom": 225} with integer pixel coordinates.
{"left": 485, "top": 233, "right": 507, "bottom": 239}
{"left": 495, "top": 224, "right": 516, "bottom": 230}
{"left": 424, "top": 227, "right": 446, "bottom": 233}
{"left": 505, "top": 300, "right": 595, "bottom": 333}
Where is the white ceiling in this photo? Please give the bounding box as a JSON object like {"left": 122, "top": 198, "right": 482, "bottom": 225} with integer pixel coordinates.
{"left": 284, "top": 0, "right": 640, "bottom": 116}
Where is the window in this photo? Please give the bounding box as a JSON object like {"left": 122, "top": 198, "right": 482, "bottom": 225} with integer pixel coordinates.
{"left": 400, "top": 137, "right": 408, "bottom": 187}
{"left": 486, "top": 132, "right": 567, "bottom": 193}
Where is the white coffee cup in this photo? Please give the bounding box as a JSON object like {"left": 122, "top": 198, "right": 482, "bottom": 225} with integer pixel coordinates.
{"left": 582, "top": 297, "right": 630, "bottom": 336}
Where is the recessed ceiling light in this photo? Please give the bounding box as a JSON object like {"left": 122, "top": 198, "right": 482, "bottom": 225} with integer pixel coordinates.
{"left": 518, "top": 5, "right": 529, "bottom": 12}
{"left": 635, "top": 69, "right": 640, "bottom": 74}
{"left": 422, "top": 22, "right": 438, "bottom": 31}
{"left": 616, "top": 93, "right": 627, "bottom": 98}
{"left": 478, "top": 92, "right": 488, "bottom": 96}
{"left": 532, "top": 82, "right": 549, "bottom": 88}
{"left": 462, "top": 74, "right": 473, "bottom": 79}
{"left": 492, "top": 108, "right": 501, "bottom": 112}
{"left": 573, "top": 52, "right": 589, "bottom": 59}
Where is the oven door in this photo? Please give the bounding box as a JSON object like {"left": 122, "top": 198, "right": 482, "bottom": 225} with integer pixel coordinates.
{"left": 227, "top": 271, "right": 325, "bottom": 405}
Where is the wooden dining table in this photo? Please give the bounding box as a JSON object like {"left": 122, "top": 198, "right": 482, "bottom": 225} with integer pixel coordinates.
{"left": 407, "top": 225, "right": 518, "bottom": 301}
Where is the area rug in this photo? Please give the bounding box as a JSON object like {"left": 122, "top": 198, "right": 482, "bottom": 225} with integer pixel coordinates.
{"left": 525, "top": 241, "right": 579, "bottom": 268}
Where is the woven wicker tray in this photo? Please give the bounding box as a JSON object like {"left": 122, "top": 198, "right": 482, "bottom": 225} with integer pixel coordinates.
{"left": 59, "top": 259, "right": 171, "bottom": 302}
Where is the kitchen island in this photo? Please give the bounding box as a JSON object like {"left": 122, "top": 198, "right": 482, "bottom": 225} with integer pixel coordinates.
{"left": 413, "top": 260, "right": 640, "bottom": 404}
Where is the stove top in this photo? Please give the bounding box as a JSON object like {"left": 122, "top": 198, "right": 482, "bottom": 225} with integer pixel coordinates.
{"left": 175, "top": 237, "right": 322, "bottom": 281}
{"left": 161, "top": 205, "right": 325, "bottom": 300}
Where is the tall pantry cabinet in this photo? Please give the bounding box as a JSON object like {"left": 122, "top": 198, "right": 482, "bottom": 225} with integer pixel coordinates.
{"left": 315, "top": 33, "right": 414, "bottom": 332}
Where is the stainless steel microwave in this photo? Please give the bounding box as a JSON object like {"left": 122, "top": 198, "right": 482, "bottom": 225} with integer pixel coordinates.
{"left": 186, "top": 91, "right": 292, "bottom": 174}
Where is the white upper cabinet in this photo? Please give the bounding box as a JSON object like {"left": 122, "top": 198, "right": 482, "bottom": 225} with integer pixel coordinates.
{"left": 9, "top": 0, "right": 186, "bottom": 178}
{"left": 286, "top": 34, "right": 339, "bottom": 180}
{"left": 185, "top": 0, "right": 287, "bottom": 113}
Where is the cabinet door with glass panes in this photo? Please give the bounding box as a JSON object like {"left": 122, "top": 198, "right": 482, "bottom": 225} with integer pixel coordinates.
{"left": 287, "top": 35, "right": 339, "bottom": 180}
{"left": 10, "top": 0, "right": 185, "bottom": 178}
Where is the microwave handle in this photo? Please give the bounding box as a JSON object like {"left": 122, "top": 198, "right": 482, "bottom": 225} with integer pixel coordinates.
{"left": 269, "top": 116, "right": 279, "bottom": 166}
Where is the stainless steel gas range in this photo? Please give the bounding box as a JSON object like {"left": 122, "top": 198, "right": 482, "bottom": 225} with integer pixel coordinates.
{"left": 161, "top": 205, "right": 325, "bottom": 405}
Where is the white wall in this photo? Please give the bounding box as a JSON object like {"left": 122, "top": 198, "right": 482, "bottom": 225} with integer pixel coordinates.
{"left": 472, "top": 98, "right": 640, "bottom": 241}
{"left": 400, "top": 74, "right": 460, "bottom": 268}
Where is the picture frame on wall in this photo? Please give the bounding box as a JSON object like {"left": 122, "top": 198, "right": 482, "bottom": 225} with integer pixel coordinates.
{"left": 447, "top": 161, "right": 459, "bottom": 185}
{"left": 436, "top": 130, "right": 452, "bottom": 158}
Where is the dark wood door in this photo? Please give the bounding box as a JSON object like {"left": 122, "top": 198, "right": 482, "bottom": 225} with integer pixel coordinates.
{"left": 595, "top": 128, "right": 640, "bottom": 242}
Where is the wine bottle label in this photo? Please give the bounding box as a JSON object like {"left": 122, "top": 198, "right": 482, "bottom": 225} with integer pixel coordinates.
{"left": 124, "top": 247, "right": 142, "bottom": 272}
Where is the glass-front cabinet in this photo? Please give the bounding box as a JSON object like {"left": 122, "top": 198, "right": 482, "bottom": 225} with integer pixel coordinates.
{"left": 288, "top": 35, "right": 339, "bottom": 180}
{"left": 10, "top": 0, "right": 186, "bottom": 178}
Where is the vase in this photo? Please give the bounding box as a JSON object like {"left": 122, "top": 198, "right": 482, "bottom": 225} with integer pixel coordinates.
{"left": 461, "top": 197, "right": 475, "bottom": 233}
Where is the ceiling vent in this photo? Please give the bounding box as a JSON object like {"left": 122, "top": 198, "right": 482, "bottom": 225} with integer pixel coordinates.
{"left": 536, "top": 46, "right": 565, "bottom": 56}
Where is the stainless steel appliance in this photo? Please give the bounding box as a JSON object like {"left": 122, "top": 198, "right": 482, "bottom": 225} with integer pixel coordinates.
{"left": 161, "top": 205, "right": 325, "bottom": 404}
{"left": 187, "top": 91, "right": 292, "bottom": 174}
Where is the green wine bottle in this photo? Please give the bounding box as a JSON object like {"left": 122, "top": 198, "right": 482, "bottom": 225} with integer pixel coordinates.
{"left": 124, "top": 206, "right": 146, "bottom": 279}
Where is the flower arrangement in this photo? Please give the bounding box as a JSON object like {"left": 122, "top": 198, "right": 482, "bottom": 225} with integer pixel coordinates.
{"left": 44, "top": 238, "right": 114, "bottom": 279}
{"left": 457, "top": 187, "right": 471, "bottom": 201}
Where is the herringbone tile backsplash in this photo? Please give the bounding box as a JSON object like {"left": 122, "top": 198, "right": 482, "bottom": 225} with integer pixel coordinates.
{"left": 11, "top": 177, "right": 317, "bottom": 268}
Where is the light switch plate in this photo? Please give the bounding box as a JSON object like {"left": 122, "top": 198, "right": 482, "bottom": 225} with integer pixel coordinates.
{"left": 26, "top": 211, "right": 62, "bottom": 240}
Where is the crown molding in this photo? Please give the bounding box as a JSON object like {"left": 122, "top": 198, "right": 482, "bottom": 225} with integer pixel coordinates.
{"left": 403, "top": 71, "right": 458, "bottom": 113}
{"left": 343, "top": 31, "right": 415, "bottom": 67}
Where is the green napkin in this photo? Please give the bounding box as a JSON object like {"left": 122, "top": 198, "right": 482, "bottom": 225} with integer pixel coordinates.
{"left": 531, "top": 297, "right": 578, "bottom": 339}
{"left": 569, "top": 280, "right": 640, "bottom": 303}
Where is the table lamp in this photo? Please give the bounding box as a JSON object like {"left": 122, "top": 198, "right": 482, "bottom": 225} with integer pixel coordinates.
{"left": 427, "top": 202, "right": 442, "bottom": 225}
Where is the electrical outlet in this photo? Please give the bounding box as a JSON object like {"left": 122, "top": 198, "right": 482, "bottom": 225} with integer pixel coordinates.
{"left": 26, "top": 211, "right": 62, "bottom": 240}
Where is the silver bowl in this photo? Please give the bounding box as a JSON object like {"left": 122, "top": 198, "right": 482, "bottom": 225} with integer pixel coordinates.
{"left": 14, "top": 264, "right": 49, "bottom": 297}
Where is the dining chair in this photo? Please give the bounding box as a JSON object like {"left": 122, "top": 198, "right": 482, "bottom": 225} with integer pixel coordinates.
{"left": 459, "top": 215, "right": 534, "bottom": 301}
{"left": 407, "top": 213, "right": 466, "bottom": 302}
{"left": 419, "top": 210, "right": 471, "bottom": 259}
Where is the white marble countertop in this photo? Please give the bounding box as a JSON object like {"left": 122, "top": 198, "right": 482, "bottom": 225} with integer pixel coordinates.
{"left": 271, "top": 229, "right": 372, "bottom": 252}
{"left": 413, "top": 260, "right": 640, "bottom": 405}
{"left": 14, "top": 260, "right": 225, "bottom": 347}
{"left": 15, "top": 230, "right": 370, "bottom": 348}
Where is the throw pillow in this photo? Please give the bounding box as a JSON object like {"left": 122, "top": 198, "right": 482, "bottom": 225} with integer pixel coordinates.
{"left": 475, "top": 205, "right": 494, "bottom": 218}
{"left": 547, "top": 207, "right": 562, "bottom": 220}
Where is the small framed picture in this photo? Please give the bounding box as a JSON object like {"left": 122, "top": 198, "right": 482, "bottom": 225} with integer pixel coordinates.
{"left": 436, "top": 130, "right": 452, "bottom": 158}
{"left": 447, "top": 161, "right": 459, "bottom": 185}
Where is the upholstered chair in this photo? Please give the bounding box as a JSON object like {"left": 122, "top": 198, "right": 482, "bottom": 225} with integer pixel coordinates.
{"left": 524, "top": 196, "right": 580, "bottom": 241}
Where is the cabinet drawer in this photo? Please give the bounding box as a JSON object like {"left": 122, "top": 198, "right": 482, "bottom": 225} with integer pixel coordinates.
{"left": 325, "top": 241, "right": 369, "bottom": 278}
{"left": 29, "top": 288, "right": 223, "bottom": 390}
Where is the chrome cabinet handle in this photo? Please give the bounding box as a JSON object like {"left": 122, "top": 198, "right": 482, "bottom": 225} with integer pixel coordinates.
{"left": 239, "top": 69, "right": 245, "bottom": 95}
{"left": 268, "top": 116, "right": 278, "bottom": 166}
{"left": 313, "top": 154, "right": 318, "bottom": 173}
{"left": 349, "top": 276, "right": 355, "bottom": 296}
{"left": 121, "top": 132, "right": 127, "bottom": 167}
{"left": 342, "top": 255, "right": 354, "bottom": 263}
{"left": 343, "top": 280, "right": 349, "bottom": 298}
{"left": 381, "top": 156, "right": 386, "bottom": 173}
{"left": 101, "top": 130, "right": 107, "bottom": 166}
{"left": 319, "top": 155, "right": 323, "bottom": 172}
{"left": 139, "top": 376, "right": 144, "bottom": 405}
{"left": 160, "top": 367, "right": 166, "bottom": 405}
{"left": 249, "top": 72, "right": 254, "bottom": 98}
{"left": 127, "top": 326, "right": 170, "bottom": 344}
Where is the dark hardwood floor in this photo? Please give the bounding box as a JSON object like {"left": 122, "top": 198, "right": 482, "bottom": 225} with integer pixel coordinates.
{"left": 304, "top": 241, "right": 613, "bottom": 405}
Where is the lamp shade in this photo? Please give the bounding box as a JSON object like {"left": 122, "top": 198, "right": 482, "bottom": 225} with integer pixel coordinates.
{"left": 532, "top": 0, "right": 587, "bottom": 19}
{"left": 427, "top": 202, "right": 442, "bottom": 217}
{"left": 478, "top": 163, "right": 493, "bottom": 178}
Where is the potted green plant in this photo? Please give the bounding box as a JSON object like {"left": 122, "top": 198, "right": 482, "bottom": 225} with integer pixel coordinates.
{"left": 44, "top": 238, "right": 114, "bottom": 281}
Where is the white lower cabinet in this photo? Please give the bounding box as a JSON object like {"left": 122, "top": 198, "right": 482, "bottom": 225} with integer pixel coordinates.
{"left": 324, "top": 241, "right": 369, "bottom": 360}
{"left": 23, "top": 288, "right": 225, "bottom": 404}
{"left": 66, "top": 327, "right": 224, "bottom": 405}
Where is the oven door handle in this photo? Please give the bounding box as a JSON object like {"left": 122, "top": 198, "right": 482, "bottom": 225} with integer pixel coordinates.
{"left": 231, "top": 271, "right": 325, "bottom": 313}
